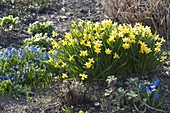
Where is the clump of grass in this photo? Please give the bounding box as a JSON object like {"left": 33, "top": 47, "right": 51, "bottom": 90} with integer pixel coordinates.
{"left": 100, "top": 0, "right": 170, "bottom": 41}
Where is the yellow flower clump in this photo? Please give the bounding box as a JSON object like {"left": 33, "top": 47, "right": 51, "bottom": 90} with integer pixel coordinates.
{"left": 50, "top": 20, "right": 166, "bottom": 81}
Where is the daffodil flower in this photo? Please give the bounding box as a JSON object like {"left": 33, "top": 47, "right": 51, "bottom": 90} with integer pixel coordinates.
{"left": 85, "top": 62, "right": 92, "bottom": 68}
{"left": 105, "top": 48, "right": 112, "bottom": 55}
{"left": 79, "top": 73, "right": 88, "bottom": 80}
{"left": 62, "top": 73, "right": 68, "bottom": 79}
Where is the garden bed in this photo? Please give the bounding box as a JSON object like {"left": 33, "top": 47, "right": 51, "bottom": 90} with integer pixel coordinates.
{"left": 0, "top": 0, "right": 170, "bottom": 113}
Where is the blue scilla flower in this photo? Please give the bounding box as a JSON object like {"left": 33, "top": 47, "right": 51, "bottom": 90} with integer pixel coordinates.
{"left": 9, "top": 67, "right": 14, "bottom": 71}
{"left": 11, "top": 76, "right": 15, "bottom": 80}
{"left": 6, "top": 55, "right": 11, "bottom": 61}
{"left": 0, "top": 51, "right": 4, "bottom": 59}
{"left": 28, "top": 45, "right": 40, "bottom": 53}
{"left": 154, "top": 79, "right": 160, "bottom": 86}
{"left": 12, "top": 65, "right": 20, "bottom": 69}
{"left": 35, "top": 65, "right": 39, "bottom": 69}
{"left": 21, "top": 74, "right": 26, "bottom": 82}
{"left": 0, "top": 76, "right": 5, "bottom": 80}
{"left": 4, "top": 74, "right": 10, "bottom": 80}
{"left": 39, "top": 55, "right": 43, "bottom": 60}
{"left": 150, "top": 83, "right": 157, "bottom": 89}
{"left": 6, "top": 49, "right": 13, "bottom": 56}
{"left": 145, "top": 86, "right": 152, "bottom": 94}
{"left": 18, "top": 52, "right": 24, "bottom": 59}
{"left": 139, "top": 86, "right": 143, "bottom": 91}
{"left": 11, "top": 48, "right": 17, "bottom": 53}
{"left": 60, "top": 70, "right": 62, "bottom": 73}
{"left": 28, "top": 60, "right": 33, "bottom": 63}
{"left": 15, "top": 65, "right": 20, "bottom": 69}
{"left": 23, "top": 69, "right": 27, "bottom": 74}
{"left": 34, "top": 57, "right": 38, "bottom": 61}
{"left": 54, "top": 58, "right": 58, "bottom": 62}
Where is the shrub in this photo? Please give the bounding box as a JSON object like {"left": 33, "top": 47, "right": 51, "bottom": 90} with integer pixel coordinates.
{"left": 0, "top": 15, "right": 19, "bottom": 31}
{"left": 50, "top": 20, "right": 166, "bottom": 81}
{"left": 23, "top": 33, "right": 55, "bottom": 51}
{"left": 28, "top": 21, "right": 55, "bottom": 36}
{"left": 0, "top": 46, "right": 59, "bottom": 96}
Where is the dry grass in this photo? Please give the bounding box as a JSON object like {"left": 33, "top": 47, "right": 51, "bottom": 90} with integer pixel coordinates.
{"left": 100, "top": 0, "right": 170, "bottom": 41}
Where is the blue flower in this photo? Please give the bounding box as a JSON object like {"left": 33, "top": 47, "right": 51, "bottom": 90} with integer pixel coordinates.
{"left": 28, "top": 45, "right": 40, "bottom": 53}
{"left": 154, "top": 79, "right": 160, "bottom": 86}
{"left": 6, "top": 55, "right": 11, "bottom": 61}
{"left": 11, "top": 48, "right": 17, "bottom": 53}
{"left": 0, "top": 76, "right": 4, "bottom": 80}
{"left": 145, "top": 86, "right": 152, "bottom": 94}
{"left": 39, "top": 55, "right": 43, "bottom": 60}
{"left": 18, "top": 53, "right": 24, "bottom": 59}
{"left": 11, "top": 76, "right": 15, "bottom": 80}
{"left": 139, "top": 86, "right": 143, "bottom": 91}
{"left": 150, "top": 83, "right": 157, "bottom": 89}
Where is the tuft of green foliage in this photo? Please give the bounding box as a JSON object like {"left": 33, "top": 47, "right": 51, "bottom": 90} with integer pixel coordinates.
{"left": 23, "top": 33, "right": 54, "bottom": 51}
{"left": 28, "top": 21, "right": 55, "bottom": 36}
{"left": 0, "top": 15, "right": 19, "bottom": 31}
{"left": 104, "top": 76, "right": 167, "bottom": 112}
{"left": 50, "top": 20, "right": 166, "bottom": 81}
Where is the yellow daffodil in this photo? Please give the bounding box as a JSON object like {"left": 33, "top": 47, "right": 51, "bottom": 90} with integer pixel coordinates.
{"left": 80, "top": 40, "right": 85, "bottom": 45}
{"left": 65, "top": 33, "right": 72, "bottom": 40}
{"left": 113, "top": 53, "right": 120, "bottom": 59}
{"left": 58, "top": 59, "right": 63, "bottom": 63}
{"left": 161, "top": 37, "right": 166, "bottom": 43}
{"left": 105, "top": 48, "right": 112, "bottom": 54}
{"left": 161, "top": 56, "right": 166, "bottom": 62}
{"left": 55, "top": 62, "right": 59, "bottom": 68}
{"left": 48, "top": 50, "right": 55, "bottom": 55}
{"left": 69, "top": 56, "right": 74, "bottom": 61}
{"left": 51, "top": 40, "right": 57, "bottom": 45}
{"left": 62, "top": 73, "right": 68, "bottom": 79}
{"left": 101, "top": 19, "right": 112, "bottom": 28}
{"left": 61, "top": 62, "right": 67, "bottom": 67}
{"left": 88, "top": 58, "right": 95, "bottom": 63}
{"left": 94, "top": 22, "right": 100, "bottom": 29}
{"left": 108, "top": 36, "right": 115, "bottom": 42}
{"left": 78, "top": 21, "right": 83, "bottom": 27}
{"left": 123, "top": 37, "right": 130, "bottom": 43}
{"left": 68, "top": 39, "right": 75, "bottom": 46}
{"left": 154, "top": 35, "right": 161, "bottom": 41}
{"left": 122, "top": 43, "right": 130, "bottom": 49}
{"left": 145, "top": 47, "right": 152, "bottom": 54}
{"left": 118, "top": 32, "right": 124, "bottom": 38}
{"left": 118, "top": 24, "right": 123, "bottom": 31}
{"left": 85, "top": 41, "right": 91, "bottom": 48}
{"left": 85, "top": 62, "right": 92, "bottom": 68}
{"left": 94, "top": 40, "right": 102, "bottom": 48}
{"left": 154, "top": 47, "right": 161, "bottom": 53}
{"left": 79, "top": 50, "right": 88, "bottom": 57}
{"left": 121, "top": 28, "right": 129, "bottom": 34}
{"left": 71, "top": 22, "right": 76, "bottom": 27}
{"left": 53, "top": 43, "right": 59, "bottom": 49}
{"left": 111, "top": 31, "right": 117, "bottom": 37}
{"left": 52, "top": 31, "right": 58, "bottom": 37}
{"left": 79, "top": 73, "right": 88, "bottom": 80}
{"left": 48, "top": 58, "right": 53, "bottom": 63}
{"left": 95, "top": 48, "right": 101, "bottom": 54}
{"left": 156, "top": 42, "right": 162, "bottom": 48}
{"left": 62, "top": 40, "right": 67, "bottom": 46}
